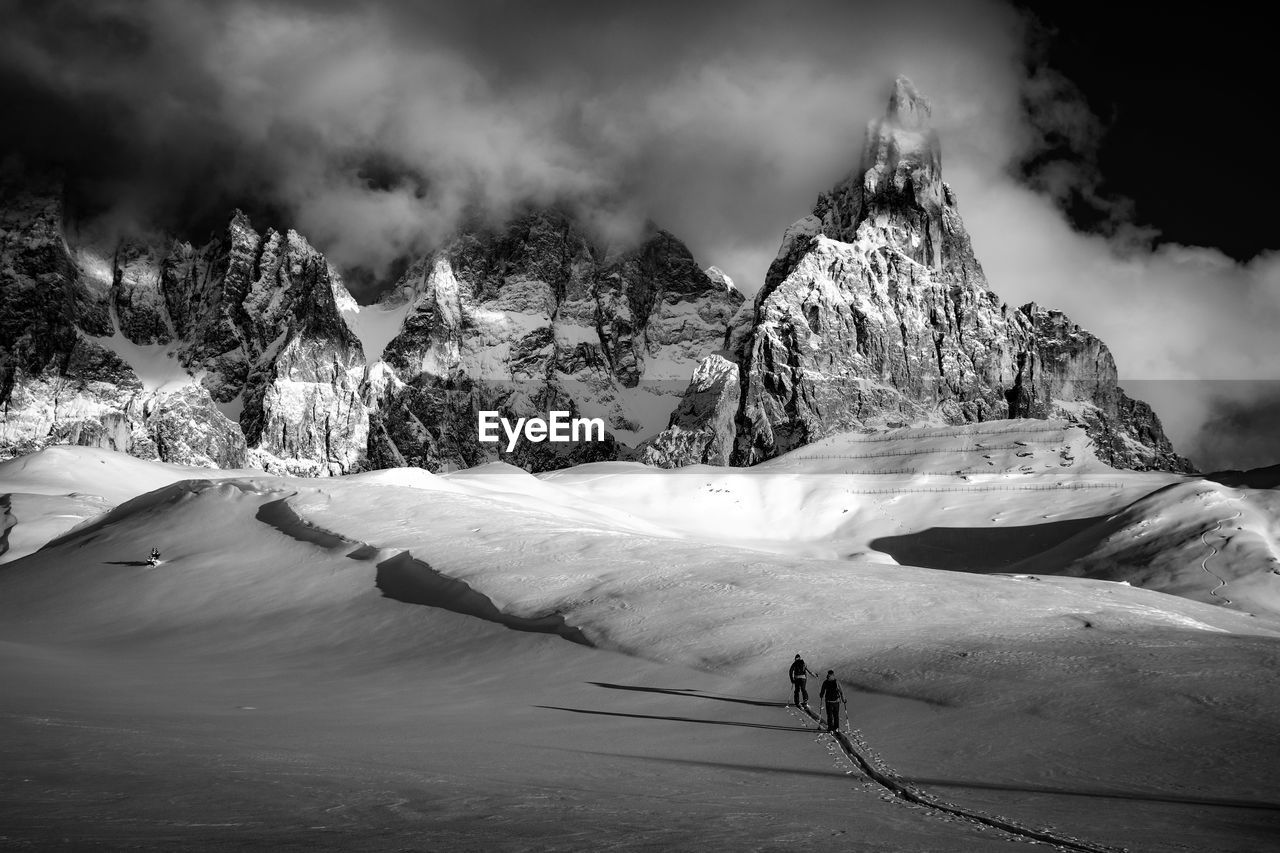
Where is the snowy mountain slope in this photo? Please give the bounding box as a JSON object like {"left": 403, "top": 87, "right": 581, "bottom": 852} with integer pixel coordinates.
{"left": 4, "top": 82, "right": 1192, "bottom": 478}
{"left": 0, "top": 443, "right": 260, "bottom": 504}
{"left": 0, "top": 491, "right": 111, "bottom": 563}
{"left": 702, "top": 78, "right": 1188, "bottom": 472}
{"left": 8, "top": 414, "right": 1273, "bottom": 622}
{"left": 545, "top": 419, "right": 1180, "bottom": 562}
{"left": 1008, "top": 480, "right": 1280, "bottom": 615}
{"left": 1, "top": 452, "right": 1278, "bottom": 851}
{"left": 0, "top": 445, "right": 264, "bottom": 563}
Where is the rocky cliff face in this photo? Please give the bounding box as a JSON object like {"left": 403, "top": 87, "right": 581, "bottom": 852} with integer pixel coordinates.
{"left": 1, "top": 181, "right": 741, "bottom": 474}
{"left": 712, "top": 77, "right": 1191, "bottom": 472}
{"left": 1009, "top": 305, "right": 1187, "bottom": 470}
{"left": 639, "top": 353, "right": 740, "bottom": 467}
{"left": 367, "top": 209, "right": 744, "bottom": 471}
{"left": 0, "top": 177, "right": 247, "bottom": 468}
{"left": 1, "top": 176, "right": 368, "bottom": 473}
{"left": 0, "top": 78, "right": 1191, "bottom": 475}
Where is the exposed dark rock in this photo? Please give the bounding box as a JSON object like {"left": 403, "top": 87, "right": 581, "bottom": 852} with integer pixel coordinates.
{"left": 641, "top": 353, "right": 741, "bottom": 467}
{"left": 371, "top": 209, "right": 742, "bottom": 471}
{"left": 0, "top": 78, "right": 1191, "bottom": 476}
{"left": 731, "top": 77, "right": 1192, "bottom": 472}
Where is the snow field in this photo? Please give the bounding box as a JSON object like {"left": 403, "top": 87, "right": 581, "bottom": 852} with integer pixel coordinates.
{"left": 2, "top": 423, "right": 1280, "bottom": 851}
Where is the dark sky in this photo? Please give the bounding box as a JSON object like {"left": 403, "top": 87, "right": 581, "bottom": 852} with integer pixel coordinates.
{"left": 1021, "top": 2, "right": 1280, "bottom": 471}
{"left": 1, "top": 0, "right": 1276, "bottom": 470}
{"left": 1017, "top": 2, "right": 1278, "bottom": 261}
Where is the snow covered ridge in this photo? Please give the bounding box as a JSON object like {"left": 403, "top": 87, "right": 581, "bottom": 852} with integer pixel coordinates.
{"left": 477, "top": 411, "right": 606, "bottom": 452}
{"left": 0, "top": 77, "right": 1187, "bottom": 475}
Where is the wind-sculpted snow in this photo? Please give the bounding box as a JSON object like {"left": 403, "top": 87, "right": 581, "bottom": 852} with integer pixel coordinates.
{"left": 1010, "top": 481, "right": 1280, "bottom": 616}
{"left": 254, "top": 494, "right": 594, "bottom": 645}
{"left": 3, "top": 445, "right": 1280, "bottom": 851}
{"left": 287, "top": 467, "right": 1270, "bottom": 676}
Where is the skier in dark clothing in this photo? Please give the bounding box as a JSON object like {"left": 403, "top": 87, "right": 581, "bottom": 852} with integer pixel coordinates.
{"left": 819, "top": 670, "right": 844, "bottom": 732}
{"left": 147, "top": 548, "right": 161, "bottom": 566}
{"left": 788, "top": 654, "right": 814, "bottom": 706}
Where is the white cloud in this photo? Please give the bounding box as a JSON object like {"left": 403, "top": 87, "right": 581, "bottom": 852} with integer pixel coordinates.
{"left": 957, "top": 170, "right": 1280, "bottom": 381}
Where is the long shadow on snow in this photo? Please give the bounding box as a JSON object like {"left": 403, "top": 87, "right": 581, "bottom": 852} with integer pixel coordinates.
{"left": 0, "top": 494, "right": 12, "bottom": 558}
{"left": 588, "top": 682, "right": 789, "bottom": 707}
{"left": 839, "top": 679, "right": 954, "bottom": 708}
{"left": 904, "top": 775, "right": 1280, "bottom": 812}
{"left": 548, "top": 747, "right": 848, "bottom": 780}
{"left": 871, "top": 515, "right": 1107, "bottom": 572}
{"left": 537, "top": 705, "right": 812, "bottom": 732}
{"left": 255, "top": 496, "right": 593, "bottom": 648}
{"left": 375, "top": 551, "right": 593, "bottom": 647}
{"left": 255, "top": 497, "right": 350, "bottom": 549}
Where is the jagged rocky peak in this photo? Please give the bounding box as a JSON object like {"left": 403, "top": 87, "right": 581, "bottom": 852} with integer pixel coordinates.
{"left": 1, "top": 96, "right": 1190, "bottom": 476}
{"left": 885, "top": 74, "right": 931, "bottom": 130}
{"left": 108, "top": 241, "right": 171, "bottom": 345}
{"left": 640, "top": 352, "right": 740, "bottom": 468}
{"left": 728, "top": 77, "right": 1193, "bottom": 473}
{"left": 1010, "top": 304, "right": 1191, "bottom": 472}
{"left": 368, "top": 206, "right": 743, "bottom": 472}
{"left": 765, "top": 75, "right": 970, "bottom": 295}
{"left": 851, "top": 75, "right": 946, "bottom": 247}
{"left": 704, "top": 266, "right": 739, "bottom": 295}
{"left": 0, "top": 186, "right": 370, "bottom": 474}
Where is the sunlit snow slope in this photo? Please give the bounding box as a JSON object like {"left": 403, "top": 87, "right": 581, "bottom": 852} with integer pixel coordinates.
{"left": 2, "top": 422, "right": 1280, "bottom": 851}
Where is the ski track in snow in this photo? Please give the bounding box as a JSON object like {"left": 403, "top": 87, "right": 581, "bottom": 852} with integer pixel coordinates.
{"left": 1200, "top": 500, "right": 1242, "bottom": 606}
{"left": 789, "top": 704, "right": 1125, "bottom": 853}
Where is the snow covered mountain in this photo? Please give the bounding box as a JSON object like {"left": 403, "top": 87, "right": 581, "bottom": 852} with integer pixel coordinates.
{"left": 648, "top": 77, "right": 1188, "bottom": 471}
{"left": 0, "top": 185, "right": 740, "bottom": 473}
{"left": 362, "top": 209, "right": 744, "bottom": 471}
{"left": 0, "top": 79, "right": 1188, "bottom": 475}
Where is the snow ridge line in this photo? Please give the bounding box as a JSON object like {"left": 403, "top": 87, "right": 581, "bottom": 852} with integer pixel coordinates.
{"left": 1199, "top": 504, "right": 1242, "bottom": 605}
{"left": 254, "top": 496, "right": 592, "bottom": 645}
{"left": 793, "top": 705, "right": 1124, "bottom": 853}
{"left": 789, "top": 443, "right": 1054, "bottom": 460}
{"left": 0, "top": 493, "right": 12, "bottom": 559}
{"left": 795, "top": 425, "right": 1069, "bottom": 445}
{"left": 833, "top": 483, "right": 1121, "bottom": 495}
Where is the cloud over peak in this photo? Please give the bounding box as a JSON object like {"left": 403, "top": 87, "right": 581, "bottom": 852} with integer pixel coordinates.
{"left": 2, "top": 0, "right": 1035, "bottom": 282}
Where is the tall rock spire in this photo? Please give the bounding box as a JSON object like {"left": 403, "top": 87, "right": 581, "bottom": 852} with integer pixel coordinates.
{"left": 818, "top": 75, "right": 945, "bottom": 255}
{"left": 884, "top": 75, "right": 932, "bottom": 129}
{"left": 717, "top": 77, "right": 1192, "bottom": 472}
{"left": 762, "top": 76, "right": 982, "bottom": 299}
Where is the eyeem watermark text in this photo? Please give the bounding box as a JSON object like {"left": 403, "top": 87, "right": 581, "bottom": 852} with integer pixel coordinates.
{"left": 478, "top": 411, "right": 606, "bottom": 452}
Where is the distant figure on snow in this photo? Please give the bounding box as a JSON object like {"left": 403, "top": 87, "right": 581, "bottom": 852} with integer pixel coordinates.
{"left": 789, "top": 654, "right": 814, "bottom": 706}
{"left": 147, "top": 548, "right": 161, "bottom": 566}
{"left": 819, "top": 670, "right": 844, "bottom": 732}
